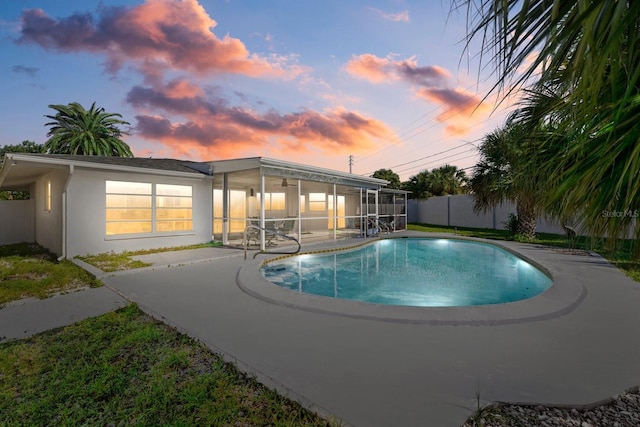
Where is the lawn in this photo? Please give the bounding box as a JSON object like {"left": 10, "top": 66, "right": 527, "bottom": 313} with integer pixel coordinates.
{"left": 408, "top": 223, "right": 640, "bottom": 282}
{"left": 78, "top": 240, "right": 223, "bottom": 272}
{"left": 0, "top": 304, "right": 335, "bottom": 427}
{"left": 0, "top": 243, "right": 100, "bottom": 305}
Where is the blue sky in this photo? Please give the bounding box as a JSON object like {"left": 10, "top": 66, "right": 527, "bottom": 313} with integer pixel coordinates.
{"left": 0, "top": 0, "right": 513, "bottom": 180}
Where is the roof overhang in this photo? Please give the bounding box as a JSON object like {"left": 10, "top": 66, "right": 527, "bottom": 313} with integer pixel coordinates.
{"left": 208, "top": 157, "right": 389, "bottom": 189}
{"left": 0, "top": 153, "right": 205, "bottom": 190}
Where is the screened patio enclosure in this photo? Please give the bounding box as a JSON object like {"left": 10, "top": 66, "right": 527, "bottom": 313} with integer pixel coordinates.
{"left": 210, "top": 158, "right": 407, "bottom": 249}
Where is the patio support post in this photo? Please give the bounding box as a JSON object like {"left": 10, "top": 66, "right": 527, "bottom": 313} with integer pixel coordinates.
{"left": 297, "top": 179, "right": 302, "bottom": 242}
{"left": 260, "top": 173, "right": 266, "bottom": 251}
{"left": 333, "top": 183, "right": 337, "bottom": 240}
{"left": 222, "top": 173, "right": 229, "bottom": 245}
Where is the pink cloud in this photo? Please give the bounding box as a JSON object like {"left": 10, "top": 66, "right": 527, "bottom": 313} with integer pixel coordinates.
{"left": 347, "top": 53, "right": 490, "bottom": 135}
{"left": 128, "top": 79, "right": 393, "bottom": 159}
{"left": 345, "top": 54, "right": 450, "bottom": 85}
{"left": 417, "top": 87, "right": 491, "bottom": 136}
{"left": 18, "top": 0, "right": 305, "bottom": 79}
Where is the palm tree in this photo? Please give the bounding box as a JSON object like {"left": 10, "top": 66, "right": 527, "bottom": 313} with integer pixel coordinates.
{"left": 470, "top": 123, "right": 544, "bottom": 239}
{"left": 454, "top": 0, "right": 640, "bottom": 242}
{"left": 404, "top": 165, "right": 468, "bottom": 199}
{"left": 44, "top": 102, "right": 133, "bottom": 157}
{"left": 429, "top": 165, "right": 468, "bottom": 196}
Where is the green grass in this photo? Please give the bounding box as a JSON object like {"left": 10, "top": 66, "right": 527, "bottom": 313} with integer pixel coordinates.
{"left": 0, "top": 243, "right": 100, "bottom": 305}
{"left": 409, "top": 223, "right": 640, "bottom": 282}
{"left": 78, "top": 241, "right": 223, "bottom": 272}
{"left": 0, "top": 304, "right": 336, "bottom": 426}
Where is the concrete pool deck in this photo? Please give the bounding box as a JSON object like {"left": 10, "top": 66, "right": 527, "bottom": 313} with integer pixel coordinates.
{"left": 4, "top": 231, "right": 640, "bottom": 426}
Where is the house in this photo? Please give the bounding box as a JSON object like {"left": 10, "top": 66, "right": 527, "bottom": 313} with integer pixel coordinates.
{"left": 0, "top": 154, "right": 408, "bottom": 258}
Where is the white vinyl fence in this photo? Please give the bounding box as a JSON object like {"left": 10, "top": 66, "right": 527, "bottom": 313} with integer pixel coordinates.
{"left": 407, "top": 194, "right": 569, "bottom": 235}
{"left": 0, "top": 199, "right": 35, "bottom": 245}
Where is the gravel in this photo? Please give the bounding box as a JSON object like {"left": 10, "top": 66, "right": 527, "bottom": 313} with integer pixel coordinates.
{"left": 462, "top": 388, "right": 640, "bottom": 427}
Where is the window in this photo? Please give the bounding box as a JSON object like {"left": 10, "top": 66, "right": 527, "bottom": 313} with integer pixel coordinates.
{"left": 327, "top": 195, "right": 346, "bottom": 228}
{"left": 309, "top": 192, "right": 326, "bottom": 212}
{"left": 213, "top": 189, "right": 246, "bottom": 233}
{"left": 156, "top": 184, "right": 193, "bottom": 232}
{"left": 256, "top": 192, "right": 286, "bottom": 210}
{"left": 45, "top": 180, "right": 51, "bottom": 212}
{"left": 106, "top": 181, "right": 192, "bottom": 235}
{"left": 299, "top": 195, "right": 306, "bottom": 214}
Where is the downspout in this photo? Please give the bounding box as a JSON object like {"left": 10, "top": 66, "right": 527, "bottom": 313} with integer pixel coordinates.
{"left": 57, "top": 164, "right": 74, "bottom": 261}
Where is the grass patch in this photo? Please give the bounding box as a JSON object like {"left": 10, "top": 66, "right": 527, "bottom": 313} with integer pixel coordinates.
{"left": 78, "top": 241, "right": 224, "bottom": 272}
{"left": 0, "top": 243, "right": 100, "bottom": 305}
{"left": 408, "top": 223, "right": 640, "bottom": 282}
{"left": 0, "top": 304, "right": 337, "bottom": 426}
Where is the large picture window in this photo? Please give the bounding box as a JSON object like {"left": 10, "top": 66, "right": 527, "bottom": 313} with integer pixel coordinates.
{"left": 106, "top": 181, "right": 192, "bottom": 235}
{"left": 156, "top": 184, "right": 193, "bottom": 232}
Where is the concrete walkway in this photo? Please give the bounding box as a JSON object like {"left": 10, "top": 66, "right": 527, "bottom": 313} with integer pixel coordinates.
{"left": 0, "top": 286, "right": 128, "bottom": 341}
{"left": 2, "top": 234, "right": 640, "bottom": 426}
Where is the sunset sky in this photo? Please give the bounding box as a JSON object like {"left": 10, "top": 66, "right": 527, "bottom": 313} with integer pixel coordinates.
{"left": 1, "top": 0, "right": 515, "bottom": 180}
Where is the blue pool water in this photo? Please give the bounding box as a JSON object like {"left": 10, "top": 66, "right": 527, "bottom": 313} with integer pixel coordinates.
{"left": 261, "top": 238, "right": 553, "bottom": 307}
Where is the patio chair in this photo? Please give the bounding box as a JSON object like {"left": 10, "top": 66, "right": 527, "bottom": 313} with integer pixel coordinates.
{"left": 278, "top": 217, "right": 296, "bottom": 237}
{"left": 245, "top": 218, "right": 276, "bottom": 247}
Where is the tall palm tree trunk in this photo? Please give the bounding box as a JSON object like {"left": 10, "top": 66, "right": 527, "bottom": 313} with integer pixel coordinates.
{"left": 516, "top": 199, "right": 537, "bottom": 239}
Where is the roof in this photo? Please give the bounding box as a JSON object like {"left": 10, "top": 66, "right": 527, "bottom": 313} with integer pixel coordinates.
{"left": 0, "top": 153, "right": 389, "bottom": 191}
{"left": 8, "top": 153, "right": 208, "bottom": 174}
{"left": 207, "top": 156, "right": 389, "bottom": 188}
{"left": 0, "top": 153, "right": 207, "bottom": 190}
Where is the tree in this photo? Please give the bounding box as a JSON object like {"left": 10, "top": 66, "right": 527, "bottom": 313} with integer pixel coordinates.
{"left": 454, "top": 0, "right": 640, "bottom": 242}
{"left": 470, "top": 123, "right": 545, "bottom": 239}
{"left": 372, "top": 169, "right": 401, "bottom": 189}
{"left": 403, "top": 165, "right": 468, "bottom": 199}
{"left": 0, "top": 140, "right": 44, "bottom": 159}
{"left": 0, "top": 140, "right": 44, "bottom": 200}
{"left": 43, "top": 102, "right": 133, "bottom": 157}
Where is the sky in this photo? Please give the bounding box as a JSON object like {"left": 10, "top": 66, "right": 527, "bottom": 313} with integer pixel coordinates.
{"left": 0, "top": 0, "right": 515, "bottom": 180}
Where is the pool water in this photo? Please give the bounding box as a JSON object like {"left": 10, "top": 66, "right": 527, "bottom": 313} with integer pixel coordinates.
{"left": 261, "top": 238, "right": 553, "bottom": 307}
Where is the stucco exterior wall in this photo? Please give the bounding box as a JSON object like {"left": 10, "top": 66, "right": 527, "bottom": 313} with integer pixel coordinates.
{"left": 34, "top": 169, "right": 68, "bottom": 255}
{"left": 65, "top": 168, "right": 212, "bottom": 257}
{"left": 0, "top": 199, "right": 35, "bottom": 245}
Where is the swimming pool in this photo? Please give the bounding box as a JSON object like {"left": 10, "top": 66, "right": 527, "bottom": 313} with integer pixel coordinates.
{"left": 261, "top": 238, "right": 553, "bottom": 307}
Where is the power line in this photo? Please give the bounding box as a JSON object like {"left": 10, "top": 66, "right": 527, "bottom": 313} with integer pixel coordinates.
{"left": 396, "top": 152, "right": 479, "bottom": 177}
{"left": 355, "top": 100, "right": 513, "bottom": 176}
{"left": 356, "top": 82, "right": 506, "bottom": 164}
{"left": 361, "top": 141, "right": 474, "bottom": 176}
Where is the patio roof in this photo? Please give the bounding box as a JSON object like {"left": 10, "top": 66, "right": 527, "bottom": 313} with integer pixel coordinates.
{"left": 207, "top": 157, "right": 389, "bottom": 189}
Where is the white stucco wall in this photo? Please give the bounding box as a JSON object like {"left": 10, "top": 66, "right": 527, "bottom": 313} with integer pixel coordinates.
{"left": 0, "top": 199, "right": 35, "bottom": 245}
{"left": 64, "top": 168, "right": 212, "bottom": 257}
{"left": 34, "top": 169, "right": 68, "bottom": 255}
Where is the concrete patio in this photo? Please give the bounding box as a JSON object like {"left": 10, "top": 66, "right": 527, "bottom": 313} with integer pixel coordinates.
{"left": 100, "top": 232, "right": 640, "bottom": 426}
{"left": 3, "top": 231, "right": 640, "bottom": 426}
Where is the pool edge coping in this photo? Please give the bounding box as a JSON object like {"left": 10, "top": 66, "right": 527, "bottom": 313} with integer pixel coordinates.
{"left": 236, "top": 232, "right": 588, "bottom": 326}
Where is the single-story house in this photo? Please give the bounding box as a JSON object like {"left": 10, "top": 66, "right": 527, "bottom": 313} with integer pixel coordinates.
{"left": 0, "top": 153, "right": 408, "bottom": 258}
